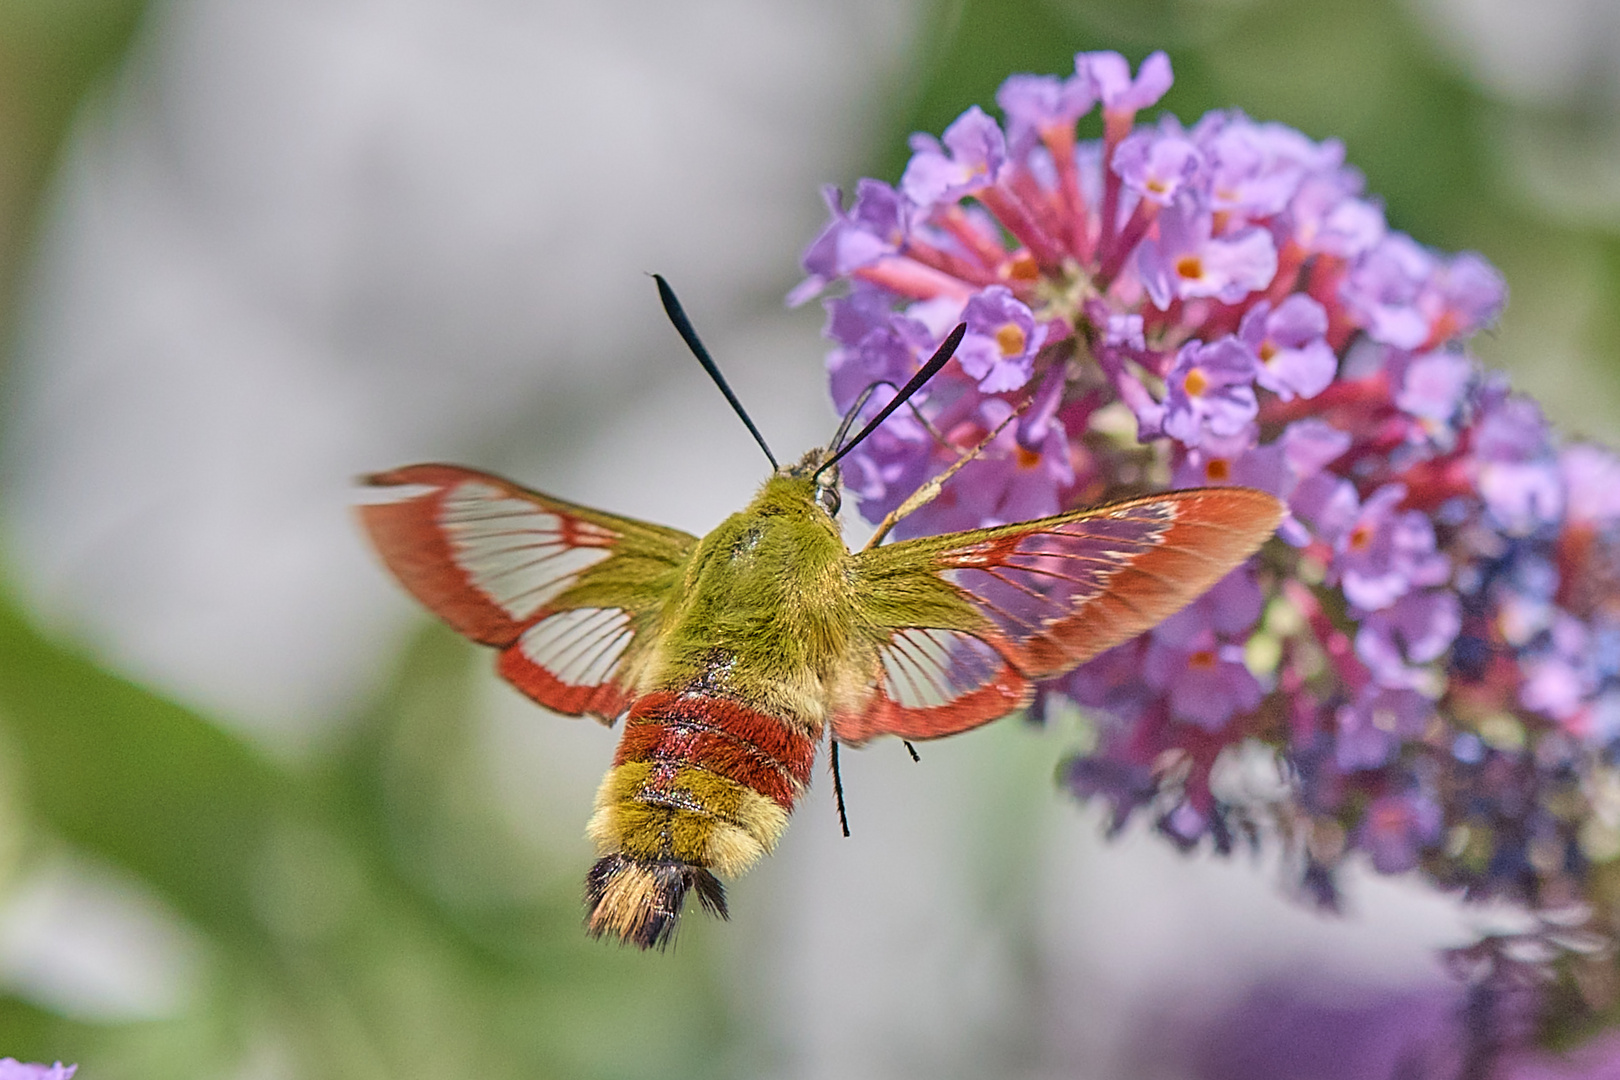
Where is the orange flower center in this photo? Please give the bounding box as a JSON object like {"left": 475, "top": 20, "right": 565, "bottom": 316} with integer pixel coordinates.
{"left": 1175, "top": 254, "right": 1204, "bottom": 280}
{"left": 1348, "top": 524, "right": 1373, "bottom": 551}
{"left": 1182, "top": 367, "right": 1209, "bottom": 397}
{"left": 995, "top": 322, "right": 1027, "bottom": 357}
{"left": 1006, "top": 252, "right": 1039, "bottom": 281}
{"left": 1205, "top": 458, "right": 1231, "bottom": 482}
{"left": 1016, "top": 445, "right": 1041, "bottom": 469}
{"left": 1188, "top": 649, "right": 1218, "bottom": 670}
{"left": 1259, "top": 341, "right": 1278, "bottom": 363}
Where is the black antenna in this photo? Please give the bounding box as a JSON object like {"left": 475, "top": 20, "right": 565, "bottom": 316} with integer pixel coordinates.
{"left": 815, "top": 323, "right": 967, "bottom": 477}
{"left": 653, "top": 274, "right": 778, "bottom": 470}
{"left": 827, "top": 381, "right": 884, "bottom": 457}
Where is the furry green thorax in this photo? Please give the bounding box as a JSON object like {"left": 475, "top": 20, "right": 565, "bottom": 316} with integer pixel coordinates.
{"left": 649, "top": 453, "right": 855, "bottom": 726}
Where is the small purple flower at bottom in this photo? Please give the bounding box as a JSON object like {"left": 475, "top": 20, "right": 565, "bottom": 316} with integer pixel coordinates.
{"left": 1180, "top": 981, "right": 1462, "bottom": 1080}
{"left": 0, "top": 1062, "right": 77, "bottom": 1080}
{"left": 1162, "top": 801, "right": 1213, "bottom": 846}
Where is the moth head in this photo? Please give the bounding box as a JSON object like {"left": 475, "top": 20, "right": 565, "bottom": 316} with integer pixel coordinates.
{"left": 784, "top": 448, "right": 842, "bottom": 517}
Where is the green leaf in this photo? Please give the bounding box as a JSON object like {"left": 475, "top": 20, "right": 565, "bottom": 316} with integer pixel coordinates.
{"left": 0, "top": 591, "right": 285, "bottom": 937}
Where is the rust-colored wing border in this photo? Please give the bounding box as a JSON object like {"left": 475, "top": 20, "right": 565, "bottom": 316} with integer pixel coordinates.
{"left": 358, "top": 463, "right": 697, "bottom": 722}
{"left": 835, "top": 487, "right": 1282, "bottom": 743}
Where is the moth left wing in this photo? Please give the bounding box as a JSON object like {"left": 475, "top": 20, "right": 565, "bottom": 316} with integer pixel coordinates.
{"left": 836, "top": 487, "right": 1282, "bottom": 744}
{"left": 357, "top": 464, "right": 698, "bottom": 723}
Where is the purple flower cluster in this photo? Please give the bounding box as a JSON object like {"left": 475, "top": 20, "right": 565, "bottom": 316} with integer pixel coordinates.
{"left": 795, "top": 50, "right": 1620, "bottom": 942}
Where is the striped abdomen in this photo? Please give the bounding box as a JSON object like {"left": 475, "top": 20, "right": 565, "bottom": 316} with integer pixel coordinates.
{"left": 584, "top": 689, "right": 817, "bottom": 948}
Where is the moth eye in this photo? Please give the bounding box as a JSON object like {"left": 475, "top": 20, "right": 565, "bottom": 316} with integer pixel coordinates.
{"left": 817, "top": 484, "right": 841, "bottom": 517}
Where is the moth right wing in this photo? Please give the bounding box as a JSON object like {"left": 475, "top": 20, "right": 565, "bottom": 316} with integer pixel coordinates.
{"left": 836, "top": 487, "right": 1282, "bottom": 744}
{"left": 357, "top": 464, "right": 698, "bottom": 723}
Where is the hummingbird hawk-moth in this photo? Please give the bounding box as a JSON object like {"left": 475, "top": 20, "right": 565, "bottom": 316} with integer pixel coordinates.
{"left": 357, "top": 278, "right": 1282, "bottom": 948}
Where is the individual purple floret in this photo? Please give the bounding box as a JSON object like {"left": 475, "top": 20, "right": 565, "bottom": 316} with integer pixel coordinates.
{"left": 1112, "top": 124, "right": 1203, "bottom": 206}
{"left": 1394, "top": 350, "right": 1474, "bottom": 424}
{"left": 1328, "top": 484, "right": 1451, "bottom": 612}
{"left": 955, "top": 286, "right": 1045, "bottom": 392}
{"left": 1088, "top": 50, "right": 1173, "bottom": 116}
{"left": 1335, "top": 686, "right": 1434, "bottom": 770}
{"left": 789, "top": 181, "right": 910, "bottom": 307}
{"left": 1143, "top": 626, "right": 1263, "bottom": 730}
{"left": 996, "top": 71, "right": 1095, "bottom": 153}
{"left": 900, "top": 106, "right": 1007, "bottom": 209}
{"left": 1340, "top": 234, "right": 1440, "bottom": 350}
{"left": 1159, "top": 337, "right": 1260, "bottom": 446}
{"left": 1355, "top": 589, "right": 1461, "bottom": 687}
{"left": 1196, "top": 112, "right": 1341, "bottom": 218}
{"left": 1240, "top": 296, "right": 1336, "bottom": 401}
{"left": 1136, "top": 195, "right": 1277, "bottom": 307}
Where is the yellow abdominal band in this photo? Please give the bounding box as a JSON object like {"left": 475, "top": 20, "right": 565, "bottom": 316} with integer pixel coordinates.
{"left": 586, "top": 761, "right": 791, "bottom": 878}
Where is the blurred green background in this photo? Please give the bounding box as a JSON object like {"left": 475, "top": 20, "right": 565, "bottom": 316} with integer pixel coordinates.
{"left": 0, "top": 0, "right": 1617, "bottom": 1077}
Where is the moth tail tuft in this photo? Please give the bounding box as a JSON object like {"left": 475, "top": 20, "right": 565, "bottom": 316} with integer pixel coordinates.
{"left": 584, "top": 854, "right": 729, "bottom": 950}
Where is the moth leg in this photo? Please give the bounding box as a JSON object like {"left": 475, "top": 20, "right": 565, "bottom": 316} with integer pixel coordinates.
{"left": 831, "top": 740, "right": 851, "bottom": 838}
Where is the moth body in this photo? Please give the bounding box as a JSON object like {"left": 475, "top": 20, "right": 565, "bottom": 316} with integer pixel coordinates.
{"left": 358, "top": 454, "right": 1283, "bottom": 948}
{"left": 585, "top": 464, "right": 848, "bottom": 946}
